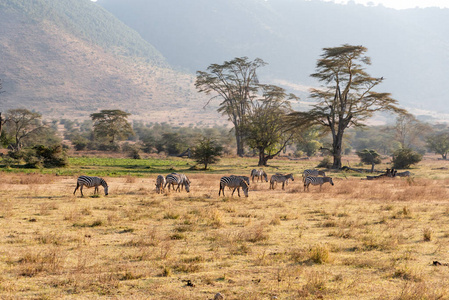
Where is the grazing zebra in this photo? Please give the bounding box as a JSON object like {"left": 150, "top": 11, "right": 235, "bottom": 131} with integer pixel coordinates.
{"left": 270, "top": 173, "right": 294, "bottom": 190}
{"left": 396, "top": 171, "right": 411, "bottom": 177}
{"left": 230, "top": 175, "right": 250, "bottom": 195}
{"left": 302, "top": 169, "right": 326, "bottom": 182}
{"left": 155, "top": 175, "right": 166, "bottom": 194}
{"left": 164, "top": 173, "right": 190, "bottom": 193}
{"left": 230, "top": 175, "right": 250, "bottom": 186}
{"left": 219, "top": 176, "right": 249, "bottom": 197}
{"left": 73, "top": 175, "right": 108, "bottom": 197}
{"left": 250, "top": 169, "right": 268, "bottom": 183}
{"left": 275, "top": 173, "right": 292, "bottom": 186}
{"left": 304, "top": 176, "right": 334, "bottom": 192}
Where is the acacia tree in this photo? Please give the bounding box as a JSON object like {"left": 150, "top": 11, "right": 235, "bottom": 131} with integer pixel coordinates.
{"left": 426, "top": 132, "right": 449, "bottom": 160}
{"left": 5, "top": 109, "right": 46, "bottom": 151}
{"left": 91, "top": 109, "right": 134, "bottom": 144}
{"left": 196, "top": 57, "right": 266, "bottom": 156}
{"left": 289, "top": 44, "right": 406, "bottom": 169}
{"left": 243, "top": 85, "right": 298, "bottom": 166}
{"left": 393, "top": 114, "right": 431, "bottom": 149}
{"left": 356, "top": 149, "right": 381, "bottom": 172}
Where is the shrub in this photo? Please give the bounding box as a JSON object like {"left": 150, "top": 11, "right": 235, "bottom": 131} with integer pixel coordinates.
{"left": 317, "top": 157, "right": 332, "bottom": 169}
{"left": 32, "top": 145, "right": 68, "bottom": 167}
{"left": 392, "top": 148, "right": 422, "bottom": 169}
{"left": 423, "top": 227, "right": 433, "bottom": 241}
{"left": 72, "top": 136, "right": 89, "bottom": 151}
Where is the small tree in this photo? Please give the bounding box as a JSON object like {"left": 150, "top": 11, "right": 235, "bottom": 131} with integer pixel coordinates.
{"left": 392, "top": 148, "right": 422, "bottom": 169}
{"left": 426, "top": 132, "right": 449, "bottom": 160}
{"left": 356, "top": 149, "right": 381, "bottom": 172}
{"left": 4, "top": 109, "right": 46, "bottom": 151}
{"left": 192, "top": 138, "right": 223, "bottom": 170}
{"left": 393, "top": 114, "right": 431, "bottom": 149}
{"left": 295, "top": 127, "right": 323, "bottom": 157}
{"left": 243, "top": 84, "right": 298, "bottom": 166}
{"left": 91, "top": 110, "right": 134, "bottom": 145}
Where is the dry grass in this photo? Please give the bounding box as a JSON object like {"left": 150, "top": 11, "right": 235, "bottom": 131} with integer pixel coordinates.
{"left": 1, "top": 159, "right": 449, "bottom": 299}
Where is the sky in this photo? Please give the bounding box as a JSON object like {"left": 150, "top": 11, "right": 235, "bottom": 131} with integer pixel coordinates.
{"left": 327, "top": 0, "right": 449, "bottom": 9}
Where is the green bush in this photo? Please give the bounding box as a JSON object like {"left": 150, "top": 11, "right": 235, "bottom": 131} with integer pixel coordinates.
{"left": 31, "top": 145, "right": 68, "bottom": 168}
{"left": 192, "top": 138, "right": 223, "bottom": 170}
{"left": 356, "top": 149, "right": 381, "bottom": 172}
{"left": 392, "top": 148, "right": 422, "bottom": 169}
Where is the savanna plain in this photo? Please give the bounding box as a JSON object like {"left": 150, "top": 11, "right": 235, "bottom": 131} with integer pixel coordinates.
{"left": 1, "top": 155, "right": 449, "bottom": 299}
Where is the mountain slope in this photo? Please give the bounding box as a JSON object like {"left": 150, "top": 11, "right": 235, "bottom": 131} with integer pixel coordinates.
{"left": 0, "top": 0, "right": 218, "bottom": 124}
{"left": 98, "top": 0, "right": 449, "bottom": 116}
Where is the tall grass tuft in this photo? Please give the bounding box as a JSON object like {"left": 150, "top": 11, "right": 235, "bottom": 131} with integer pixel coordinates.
{"left": 309, "top": 244, "right": 330, "bottom": 264}
{"left": 423, "top": 227, "right": 433, "bottom": 241}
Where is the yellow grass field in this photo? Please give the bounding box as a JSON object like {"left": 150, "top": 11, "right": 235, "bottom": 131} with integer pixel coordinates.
{"left": 1, "top": 157, "right": 449, "bottom": 299}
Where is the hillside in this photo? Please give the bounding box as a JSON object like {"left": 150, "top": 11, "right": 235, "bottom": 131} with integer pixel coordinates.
{"left": 0, "top": 0, "right": 220, "bottom": 124}
{"left": 98, "top": 0, "right": 449, "bottom": 118}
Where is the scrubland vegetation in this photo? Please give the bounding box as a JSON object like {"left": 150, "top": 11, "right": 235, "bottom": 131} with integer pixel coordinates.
{"left": 0, "top": 155, "right": 449, "bottom": 299}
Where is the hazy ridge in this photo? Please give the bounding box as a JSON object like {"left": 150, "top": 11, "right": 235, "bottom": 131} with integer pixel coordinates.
{"left": 0, "top": 0, "right": 218, "bottom": 124}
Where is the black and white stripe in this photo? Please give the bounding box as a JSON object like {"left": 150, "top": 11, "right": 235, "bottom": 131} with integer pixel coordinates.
{"left": 73, "top": 175, "right": 108, "bottom": 197}
{"left": 230, "top": 175, "right": 250, "bottom": 195}
{"left": 396, "top": 171, "right": 411, "bottom": 177}
{"left": 270, "top": 173, "right": 294, "bottom": 190}
{"left": 155, "top": 175, "right": 166, "bottom": 194}
{"left": 302, "top": 169, "right": 326, "bottom": 182}
{"left": 165, "top": 173, "right": 190, "bottom": 192}
{"left": 219, "top": 176, "right": 249, "bottom": 197}
{"left": 250, "top": 169, "right": 268, "bottom": 183}
{"left": 303, "top": 176, "right": 334, "bottom": 192}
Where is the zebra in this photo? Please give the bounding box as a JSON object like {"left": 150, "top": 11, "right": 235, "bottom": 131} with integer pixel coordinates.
{"left": 230, "top": 175, "right": 250, "bottom": 195}
{"left": 230, "top": 175, "right": 250, "bottom": 186}
{"left": 164, "top": 173, "right": 190, "bottom": 192}
{"left": 396, "top": 171, "right": 411, "bottom": 177}
{"left": 155, "top": 175, "right": 166, "bottom": 194}
{"left": 302, "top": 169, "right": 326, "bottom": 182}
{"left": 250, "top": 169, "right": 268, "bottom": 183}
{"left": 219, "top": 176, "right": 249, "bottom": 197}
{"left": 269, "top": 173, "right": 294, "bottom": 190}
{"left": 275, "top": 173, "right": 292, "bottom": 186}
{"left": 303, "top": 176, "right": 334, "bottom": 192}
{"left": 73, "top": 175, "right": 108, "bottom": 197}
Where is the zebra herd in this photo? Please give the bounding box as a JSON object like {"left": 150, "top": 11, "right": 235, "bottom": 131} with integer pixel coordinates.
{"left": 156, "top": 173, "right": 191, "bottom": 194}
{"left": 73, "top": 169, "right": 334, "bottom": 198}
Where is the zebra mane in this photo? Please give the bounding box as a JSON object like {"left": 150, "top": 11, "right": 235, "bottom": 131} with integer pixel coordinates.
{"left": 100, "top": 178, "right": 108, "bottom": 187}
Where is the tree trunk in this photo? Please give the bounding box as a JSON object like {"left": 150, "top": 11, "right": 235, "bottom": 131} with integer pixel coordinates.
{"left": 258, "top": 149, "right": 269, "bottom": 166}
{"left": 332, "top": 132, "right": 343, "bottom": 169}
{"left": 370, "top": 163, "right": 375, "bottom": 173}
{"left": 235, "top": 129, "right": 244, "bottom": 157}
